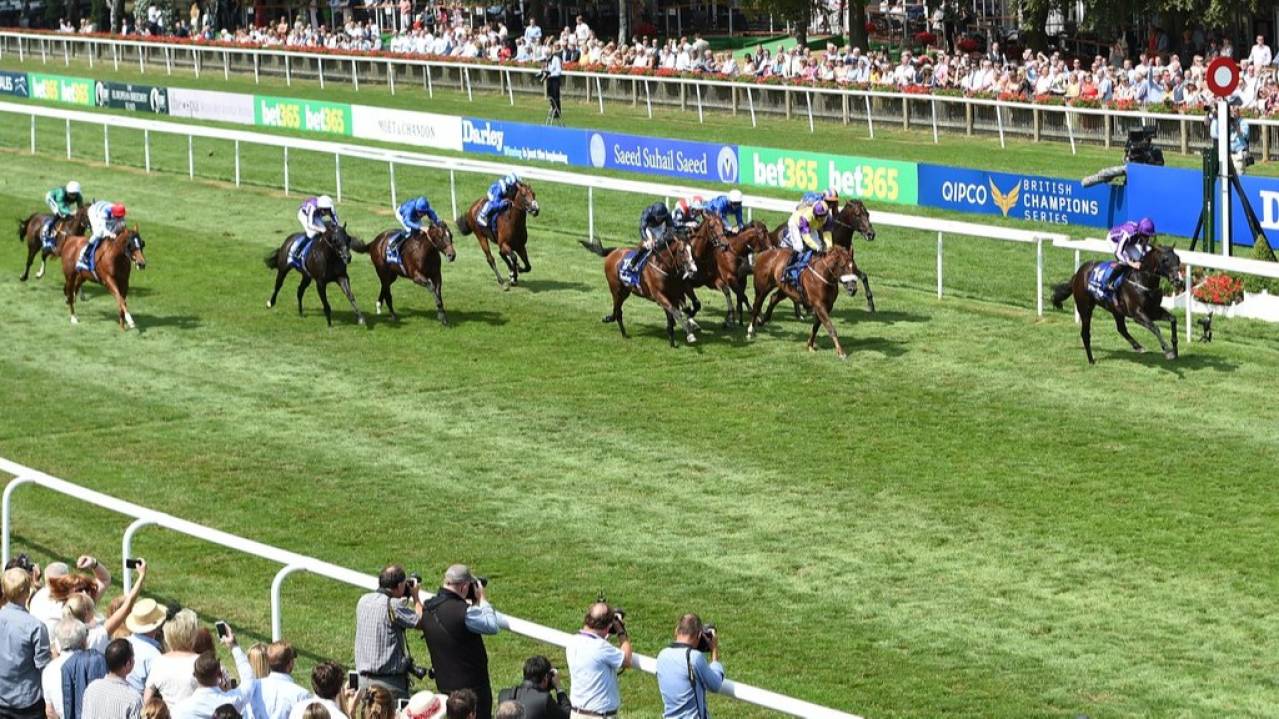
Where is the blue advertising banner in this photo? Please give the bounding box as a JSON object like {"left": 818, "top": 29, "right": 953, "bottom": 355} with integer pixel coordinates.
{"left": 586, "top": 131, "right": 739, "bottom": 184}
{"left": 1126, "top": 162, "right": 1279, "bottom": 248}
{"left": 461, "top": 117, "right": 587, "bottom": 166}
{"left": 918, "top": 164, "right": 1126, "bottom": 229}
{"left": 0, "top": 70, "right": 29, "bottom": 97}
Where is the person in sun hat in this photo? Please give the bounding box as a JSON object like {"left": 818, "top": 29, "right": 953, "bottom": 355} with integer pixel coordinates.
{"left": 398, "top": 691, "right": 448, "bottom": 719}
{"left": 124, "top": 598, "right": 168, "bottom": 692}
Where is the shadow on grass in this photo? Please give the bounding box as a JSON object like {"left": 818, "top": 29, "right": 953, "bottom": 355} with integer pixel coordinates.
{"left": 516, "top": 278, "right": 594, "bottom": 294}
{"left": 135, "top": 313, "right": 203, "bottom": 332}
{"left": 1099, "top": 348, "right": 1240, "bottom": 376}
{"left": 850, "top": 309, "right": 931, "bottom": 325}
{"left": 369, "top": 307, "right": 509, "bottom": 329}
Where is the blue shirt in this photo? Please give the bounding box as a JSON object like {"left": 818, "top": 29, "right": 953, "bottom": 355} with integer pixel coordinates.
{"left": 488, "top": 178, "right": 517, "bottom": 200}
{"left": 464, "top": 600, "right": 500, "bottom": 635}
{"left": 61, "top": 650, "right": 108, "bottom": 719}
{"left": 655, "top": 644, "right": 724, "bottom": 719}
{"left": 0, "top": 602, "right": 52, "bottom": 710}
{"left": 703, "top": 195, "right": 743, "bottom": 228}
{"left": 565, "top": 632, "right": 624, "bottom": 713}
{"left": 397, "top": 197, "right": 440, "bottom": 229}
{"left": 124, "top": 633, "right": 161, "bottom": 693}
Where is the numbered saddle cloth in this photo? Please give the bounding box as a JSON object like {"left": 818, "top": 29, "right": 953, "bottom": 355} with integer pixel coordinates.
{"left": 75, "top": 240, "right": 101, "bottom": 276}
{"left": 385, "top": 231, "right": 409, "bottom": 267}
{"left": 619, "top": 250, "right": 650, "bottom": 289}
{"left": 783, "top": 250, "right": 813, "bottom": 288}
{"left": 288, "top": 236, "right": 315, "bottom": 274}
{"left": 1086, "top": 261, "right": 1124, "bottom": 302}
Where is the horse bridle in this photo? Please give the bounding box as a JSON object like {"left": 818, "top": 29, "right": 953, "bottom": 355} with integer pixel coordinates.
{"left": 425, "top": 223, "right": 452, "bottom": 251}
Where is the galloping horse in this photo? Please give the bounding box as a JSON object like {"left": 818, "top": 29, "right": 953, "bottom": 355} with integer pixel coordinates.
{"left": 684, "top": 214, "right": 752, "bottom": 327}
{"left": 457, "top": 182, "right": 540, "bottom": 290}
{"left": 60, "top": 227, "right": 147, "bottom": 330}
{"left": 582, "top": 237, "right": 700, "bottom": 347}
{"left": 17, "top": 206, "right": 89, "bottom": 281}
{"left": 764, "top": 200, "right": 878, "bottom": 313}
{"left": 264, "top": 222, "right": 367, "bottom": 327}
{"left": 354, "top": 223, "right": 457, "bottom": 326}
{"left": 1051, "top": 245, "right": 1184, "bottom": 364}
{"left": 747, "top": 246, "right": 863, "bottom": 360}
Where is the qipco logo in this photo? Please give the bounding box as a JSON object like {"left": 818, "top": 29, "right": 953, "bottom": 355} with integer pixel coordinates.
{"left": 940, "top": 181, "right": 988, "bottom": 206}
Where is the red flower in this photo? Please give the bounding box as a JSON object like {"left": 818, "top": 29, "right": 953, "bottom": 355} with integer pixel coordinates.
{"left": 1193, "top": 273, "right": 1244, "bottom": 305}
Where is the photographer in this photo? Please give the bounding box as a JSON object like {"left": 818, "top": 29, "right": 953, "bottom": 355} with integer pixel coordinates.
{"left": 565, "top": 602, "right": 632, "bottom": 719}
{"left": 496, "top": 656, "right": 569, "bottom": 719}
{"left": 354, "top": 565, "right": 425, "bottom": 701}
{"left": 422, "top": 565, "right": 500, "bottom": 719}
{"left": 542, "top": 42, "right": 564, "bottom": 119}
{"left": 1209, "top": 106, "right": 1253, "bottom": 175}
{"left": 655, "top": 615, "right": 724, "bottom": 719}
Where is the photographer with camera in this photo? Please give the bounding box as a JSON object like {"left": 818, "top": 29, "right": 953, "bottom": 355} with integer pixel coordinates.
{"left": 496, "top": 656, "right": 570, "bottom": 719}
{"left": 422, "top": 565, "right": 500, "bottom": 719}
{"left": 354, "top": 565, "right": 426, "bottom": 701}
{"left": 539, "top": 41, "right": 564, "bottom": 120}
{"left": 655, "top": 615, "right": 724, "bottom": 719}
{"left": 565, "top": 602, "right": 632, "bottom": 719}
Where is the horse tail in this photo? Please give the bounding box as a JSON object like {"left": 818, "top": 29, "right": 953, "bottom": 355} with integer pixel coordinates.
{"left": 456, "top": 212, "right": 472, "bottom": 236}
{"left": 16, "top": 217, "right": 25, "bottom": 242}
{"left": 264, "top": 249, "right": 281, "bottom": 270}
{"left": 1051, "top": 280, "right": 1074, "bottom": 310}
{"left": 579, "top": 240, "right": 613, "bottom": 257}
{"left": 349, "top": 236, "right": 369, "bottom": 254}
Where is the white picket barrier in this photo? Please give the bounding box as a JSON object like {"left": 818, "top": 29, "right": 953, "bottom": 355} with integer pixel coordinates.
{"left": 0, "top": 456, "right": 862, "bottom": 719}
{"left": 0, "top": 98, "right": 1066, "bottom": 313}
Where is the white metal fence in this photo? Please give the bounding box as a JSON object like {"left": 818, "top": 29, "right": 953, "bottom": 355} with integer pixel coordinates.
{"left": 6, "top": 30, "right": 1279, "bottom": 158}
{"left": 0, "top": 456, "right": 862, "bottom": 719}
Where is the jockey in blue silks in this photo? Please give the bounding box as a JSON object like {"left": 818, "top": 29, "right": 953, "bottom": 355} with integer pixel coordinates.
{"left": 631, "top": 201, "right": 676, "bottom": 270}
{"left": 389, "top": 196, "right": 441, "bottom": 264}
{"left": 477, "top": 172, "right": 521, "bottom": 229}
{"left": 703, "top": 190, "right": 745, "bottom": 233}
{"left": 797, "top": 188, "right": 840, "bottom": 211}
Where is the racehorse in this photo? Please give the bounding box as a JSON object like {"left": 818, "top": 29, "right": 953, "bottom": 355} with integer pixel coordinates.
{"left": 264, "top": 222, "right": 367, "bottom": 327}
{"left": 581, "top": 237, "right": 700, "bottom": 347}
{"left": 354, "top": 223, "right": 457, "bottom": 326}
{"left": 683, "top": 214, "right": 752, "bottom": 328}
{"left": 1051, "top": 245, "right": 1184, "bottom": 364}
{"left": 456, "top": 182, "right": 540, "bottom": 290}
{"left": 764, "top": 200, "right": 878, "bottom": 313}
{"left": 60, "top": 227, "right": 147, "bottom": 330}
{"left": 17, "top": 206, "right": 89, "bottom": 281}
{"left": 747, "top": 245, "right": 862, "bottom": 360}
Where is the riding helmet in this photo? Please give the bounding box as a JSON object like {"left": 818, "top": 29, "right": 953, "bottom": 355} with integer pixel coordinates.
{"left": 823, "top": 188, "right": 840, "bottom": 202}
{"left": 110, "top": 203, "right": 126, "bottom": 219}
{"left": 317, "top": 195, "right": 335, "bottom": 210}
{"left": 504, "top": 173, "right": 521, "bottom": 187}
{"left": 691, "top": 195, "right": 705, "bottom": 211}
{"left": 414, "top": 196, "right": 430, "bottom": 212}
{"left": 1137, "top": 217, "right": 1156, "bottom": 236}
{"left": 812, "top": 200, "right": 829, "bottom": 216}
{"left": 66, "top": 180, "right": 82, "bottom": 196}
{"left": 728, "top": 189, "right": 743, "bottom": 205}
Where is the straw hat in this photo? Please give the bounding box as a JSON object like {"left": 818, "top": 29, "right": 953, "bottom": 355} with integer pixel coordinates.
{"left": 125, "top": 598, "right": 166, "bottom": 634}
{"left": 400, "top": 692, "right": 448, "bottom": 719}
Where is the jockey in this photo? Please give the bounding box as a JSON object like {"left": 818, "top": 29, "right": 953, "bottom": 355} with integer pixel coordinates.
{"left": 1109, "top": 217, "right": 1156, "bottom": 271}
{"left": 77, "top": 200, "right": 125, "bottom": 273}
{"left": 703, "top": 190, "right": 745, "bottom": 233}
{"left": 391, "top": 195, "right": 441, "bottom": 262}
{"left": 292, "top": 195, "right": 338, "bottom": 266}
{"left": 671, "top": 196, "right": 705, "bottom": 231}
{"left": 478, "top": 172, "right": 521, "bottom": 228}
{"left": 782, "top": 200, "right": 831, "bottom": 280}
{"left": 42, "top": 180, "right": 84, "bottom": 246}
{"left": 633, "top": 201, "right": 676, "bottom": 267}
{"left": 797, "top": 188, "right": 840, "bottom": 211}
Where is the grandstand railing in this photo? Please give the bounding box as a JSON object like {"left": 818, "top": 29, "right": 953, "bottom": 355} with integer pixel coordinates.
{"left": 5, "top": 30, "right": 1279, "bottom": 158}
{"left": 0, "top": 98, "right": 1067, "bottom": 315}
{"left": 0, "top": 456, "right": 862, "bottom": 719}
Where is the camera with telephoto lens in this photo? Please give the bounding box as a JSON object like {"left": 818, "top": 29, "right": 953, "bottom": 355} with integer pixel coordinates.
{"left": 534, "top": 69, "right": 549, "bottom": 83}
{"left": 465, "top": 576, "right": 489, "bottom": 602}
{"left": 696, "top": 623, "right": 717, "bottom": 652}
{"left": 4, "top": 553, "right": 36, "bottom": 574}
{"left": 1125, "top": 126, "right": 1164, "bottom": 166}
{"left": 407, "top": 572, "right": 422, "bottom": 589}
{"left": 407, "top": 662, "right": 430, "bottom": 681}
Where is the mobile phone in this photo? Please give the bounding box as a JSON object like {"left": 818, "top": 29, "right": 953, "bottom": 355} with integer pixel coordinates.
{"left": 396, "top": 699, "right": 410, "bottom": 711}
{"left": 347, "top": 671, "right": 359, "bottom": 692}
{"left": 214, "top": 621, "right": 229, "bottom": 639}
{"left": 125, "top": 558, "right": 142, "bottom": 570}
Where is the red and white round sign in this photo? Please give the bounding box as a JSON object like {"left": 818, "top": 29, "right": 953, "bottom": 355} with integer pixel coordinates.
{"left": 1206, "top": 57, "right": 1240, "bottom": 98}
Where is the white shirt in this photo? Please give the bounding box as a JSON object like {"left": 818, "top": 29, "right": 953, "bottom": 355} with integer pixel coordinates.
{"left": 42, "top": 651, "right": 73, "bottom": 719}
{"left": 145, "top": 653, "right": 199, "bottom": 711}
{"left": 574, "top": 21, "right": 590, "bottom": 44}
{"left": 28, "top": 588, "right": 64, "bottom": 637}
{"left": 287, "top": 697, "right": 348, "bottom": 719}
{"left": 258, "top": 672, "right": 313, "bottom": 719}
{"left": 1249, "top": 43, "right": 1272, "bottom": 67}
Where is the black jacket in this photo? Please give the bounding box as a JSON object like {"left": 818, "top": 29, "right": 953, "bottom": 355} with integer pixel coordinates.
{"left": 422, "top": 588, "right": 490, "bottom": 693}
{"left": 497, "top": 680, "right": 571, "bottom": 719}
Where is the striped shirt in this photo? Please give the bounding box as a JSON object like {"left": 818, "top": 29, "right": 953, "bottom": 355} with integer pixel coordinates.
{"left": 81, "top": 674, "right": 142, "bottom": 719}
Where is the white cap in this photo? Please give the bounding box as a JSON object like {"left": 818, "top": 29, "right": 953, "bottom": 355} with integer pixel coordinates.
{"left": 728, "top": 190, "right": 743, "bottom": 204}
{"left": 317, "top": 195, "right": 334, "bottom": 210}
{"left": 66, "top": 181, "right": 82, "bottom": 195}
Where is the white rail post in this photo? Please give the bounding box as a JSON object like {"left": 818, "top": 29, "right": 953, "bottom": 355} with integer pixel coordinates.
{"left": 253, "top": 54, "right": 259, "bottom": 84}
{"left": 335, "top": 154, "right": 342, "bottom": 203}
{"left": 746, "top": 86, "right": 755, "bottom": 127}
{"left": 164, "top": 46, "right": 172, "bottom": 74}
{"left": 120, "top": 518, "right": 154, "bottom": 593}
{"left": 234, "top": 140, "right": 241, "bottom": 186}
{"left": 193, "top": 48, "right": 201, "bottom": 78}
{"left": 805, "top": 91, "right": 814, "bottom": 133}
{"left": 285, "top": 55, "right": 291, "bottom": 86}
{"left": 187, "top": 135, "right": 194, "bottom": 179}
{"left": 864, "top": 95, "right": 873, "bottom": 139}
{"left": 1035, "top": 238, "right": 1044, "bottom": 316}
{"left": 64, "top": 118, "right": 70, "bottom": 159}
{"left": 645, "top": 80, "right": 653, "bottom": 119}
{"left": 223, "top": 51, "right": 229, "bottom": 80}
{"left": 1064, "top": 108, "right": 1076, "bottom": 155}
{"left": 936, "top": 231, "right": 943, "bottom": 298}
{"left": 464, "top": 68, "right": 473, "bottom": 102}
{"left": 387, "top": 60, "right": 395, "bottom": 94}
{"left": 2, "top": 477, "right": 37, "bottom": 567}
{"left": 103, "top": 124, "right": 109, "bottom": 166}
{"left": 596, "top": 76, "right": 604, "bottom": 114}
{"left": 270, "top": 564, "right": 305, "bottom": 641}
{"left": 29, "top": 114, "right": 35, "bottom": 154}
{"left": 318, "top": 57, "right": 325, "bottom": 88}
{"left": 695, "top": 83, "right": 703, "bottom": 123}
{"left": 138, "top": 44, "right": 144, "bottom": 73}
{"left": 930, "top": 98, "right": 939, "bottom": 143}
{"left": 425, "top": 65, "right": 433, "bottom": 97}
{"left": 588, "top": 186, "right": 595, "bottom": 244}
{"left": 62, "top": 39, "right": 68, "bottom": 65}
{"left": 352, "top": 59, "right": 359, "bottom": 91}
{"left": 40, "top": 38, "right": 46, "bottom": 64}
{"left": 283, "top": 147, "right": 290, "bottom": 195}
{"left": 996, "top": 105, "right": 1006, "bottom": 149}
{"left": 389, "top": 161, "right": 397, "bottom": 206}
{"left": 17, "top": 36, "right": 22, "bottom": 62}
{"left": 112, "top": 44, "right": 118, "bottom": 71}
{"left": 506, "top": 70, "right": 514, "bottom": 105}
{"left": 87, "top": 42, "right": 93, "bottom": 68}
{"left": 144, "top": 129, "right": 151, "bottom": 172}
{"left": 1185, "top": 263, "right": 1194, "bottom": 341}
{"left": 449, "top": 169, "right": 457, "bottom": 220}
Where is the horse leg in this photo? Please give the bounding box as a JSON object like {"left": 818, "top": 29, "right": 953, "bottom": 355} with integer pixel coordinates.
{"left": 814, "top": 305, "right": 846, "bottom": 360}
{"left": 763, "top": 291, "right": 786, "bottom": 324}
{"left": 37, "top": 248, "right": 53, "bottom": 280}
{"left": 103, "top": 277, "right": 133, "bottom": 331}
{"left": 20, "top": 241, "right": 38, "bottom": 282}
{"left": 720, "top": 286, "right": 736, "bottom": 328}
{"left": 477, "top": 235, "right": 508, "bottom": 290}
{"left": 663, "top": 308, "right": 677, "bottom": 347}
{"left": 1112, "top": 313, "right": 1145, "bottom": 352}
{"left": 416, "top": 271, "right": 447, "bottom": 326}
{"left": 858, "top": 270, "right": 876, "bottom": 312}
{"left": 514, "top": 243, "right": 532, "bottom": 273}
{"left": 658, "top": 295, "right": 698, "bottom": 345}
{"left": 1079, "top": 302, "right": 1096, "bottom": 365}
{"left": 268, "top": 260, "right": 289, "bottom": 308}
{"left": 746, "top": 286, "right": 771, "bottom": 339}
{"left": 1135, "top": 310, "right": 1177, "bottom": 359}
{"left": 295, "top": 276, "right": 312, "bottom": 317}
{"left": 500, "top": 249, "right": 519, "bottom": 286}
{"left": 603, "top": 284, "right": 630, "bottom": 338}
{"left": 336, "top": 275, "right": 366, "bottom": 326}
{"left": 316, "top": 281, "right": 334, "bottom": 327}
{"left": 64, "top": 274, "right": 79, "bottom": 325}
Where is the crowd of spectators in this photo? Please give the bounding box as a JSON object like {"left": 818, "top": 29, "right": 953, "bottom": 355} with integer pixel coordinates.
{"left": 2, "top": 554, "right": 725, "bottom": 719}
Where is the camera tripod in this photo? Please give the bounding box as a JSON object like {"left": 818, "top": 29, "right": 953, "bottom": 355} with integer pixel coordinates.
{"left": 544, "top": 103, "right": 562, "bottom": 127}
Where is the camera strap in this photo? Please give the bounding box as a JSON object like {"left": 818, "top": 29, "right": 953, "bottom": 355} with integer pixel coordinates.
{"left": 684, "top": 647, "right": 708, "bottom": 719}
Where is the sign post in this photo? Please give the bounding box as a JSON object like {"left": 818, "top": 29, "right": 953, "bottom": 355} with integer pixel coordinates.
{"left": 1206, "top": 57, "right": 1240, "bottom": 257}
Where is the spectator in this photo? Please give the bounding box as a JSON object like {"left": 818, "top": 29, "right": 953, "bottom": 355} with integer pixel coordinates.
{"left": 422, "top": 565, "right": 500, "bottom": 719}
{"left": 124, "top": 599, "right": 167, "bottom": 692}
{"left": 258, "top": 642, "right": 312, "bottom": 719}
{"left": 28, "top": 562, "right": 68, "bottom": 628}
{"left": 523, "top": 18, "right": 540, "bottom": 46}
{"left": 1, "top": 567, "right": 52, "bottom": 719}
{"left": 564, "top": 601, "right": 632, "bottom": 719}
{"left": 573, "top": 16, "right": 590, "bottom": 46}
{"left": 493, "top": 703, "right": 523, "bottom": 719}
{"left": 350, "top": 685, "right": 394, "bottom": 719}
{"left": 65, "top": 560, "right": 147, "bottom": 654}
{"left": 142, "top": 609, "right": 201, "bottom": 711}
{"left": 60, "top": 624, "right": 107, "bottom": 719}
{"left": 247, "top": 644, "right": 269, "bottom": 680}
{"left": 300, "top": 705, "right": 330, "bottom": 719}
{"left": 496, "top": 656, "right": 568, "bottom": 719}
{"left": 399, "top": 692, "right": 447, "bottom": 719}
{"left": 286, "top": 662, "right": 351, "bottom": 719}
{"left": 172, "top": 625, "right": 263, "bottom": 719}
{"left": 445, "top": 690, "right": 476, "bottom": 719}
{"left": 141, "top": 696, "right": 170, "bottom": 719}
{"left": 212, "top": 708, "right": 241, "bottom": 719}
{"left": 36, "top": 556, "right": 110, "bottom": 636}
{"left": 1249, "top": 35, "right": 1272, "bottom": 67}
{"left": 81, "top": 639, "right": 142, "bottom": 719}
{"left": 353, "top": 565, "right": 423, "bottom": 701}
{"left": 655, "top": 614, "right": 725, "bottom": 719}
{"left": 42, "top": 618, "right": 88, "bottom": 719}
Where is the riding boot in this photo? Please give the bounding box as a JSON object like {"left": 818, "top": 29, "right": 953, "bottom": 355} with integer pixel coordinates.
{"left": 41, "top": 219, "right": 55, "bottom": 248}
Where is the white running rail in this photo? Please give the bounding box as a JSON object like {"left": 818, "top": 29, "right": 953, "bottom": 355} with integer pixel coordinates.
{"left": 0, "top": 456, "right": 863, "bottom": 719}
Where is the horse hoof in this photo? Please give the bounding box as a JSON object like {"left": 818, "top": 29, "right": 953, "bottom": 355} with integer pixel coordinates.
{"left": 1165, "top": 350, "right": 1177, "bottom": 360}
{"left": 602, "top": 315, "right": 614, "bottom": 324}
{"left": 69, "top": 316, "right": 78, "bottom": 325}
{"left": 722, "top": 321, "right": 733, "bottom": 330}
{"left": 500, "top": 283, "right": 510, "bottom": 292}
{"left": 267, "top": 300, "right": 274, "bottom": 309}
{"left": 1133, "top": 345, "right": 1146, "bottom": 353}
{"left": 807, "top": 344, "right": 817, "bottom": 353}
{"left": 375, "top": 303, "right": 382, "bottom": 315}
{"left": 686, "top": 333, "right": 697, "bottom": 344}
{"left": 357, "top": 316, "right": 367, "bottom": 326}
{"left": 19, "top": 276, "right": 27, "bottom": 282}
{"left": 838, "top": 352, "right": 848, "bottom": 361}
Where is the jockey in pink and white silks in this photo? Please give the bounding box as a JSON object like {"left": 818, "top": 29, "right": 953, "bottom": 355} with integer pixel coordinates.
{"left": 298, "top": 195, "right": 339, "bottom": 240}
{"left": 1108, "top": 217, "right": 1156, "bottom": 270}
